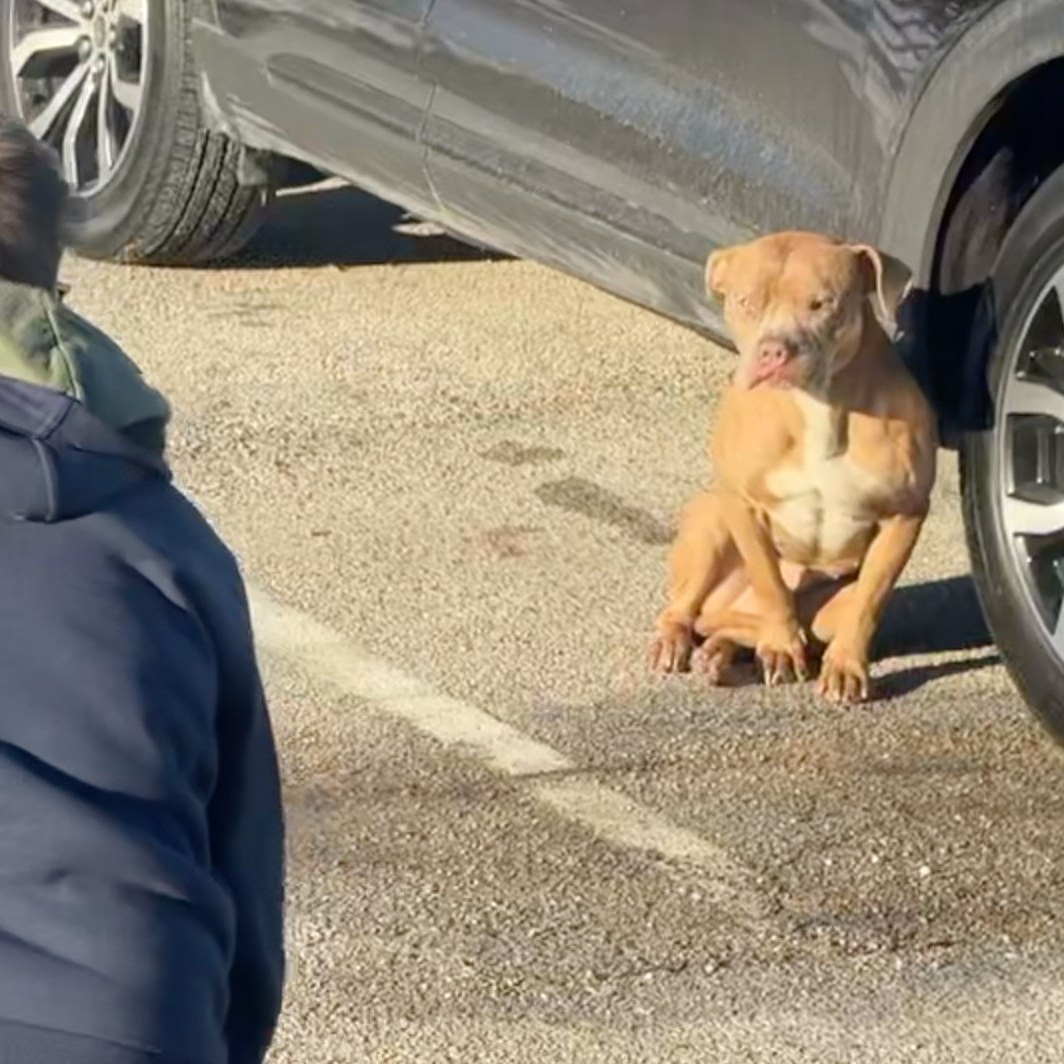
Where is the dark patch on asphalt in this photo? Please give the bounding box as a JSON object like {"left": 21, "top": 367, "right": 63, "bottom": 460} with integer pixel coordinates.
{"left": 536, "top": 477, "right": 672, "bottom": 545}
{"left": 482, "top": 440, "right": 566, "bottom": 466}
{"left": 471, "top": 525, "right": 545, "bottom": 559}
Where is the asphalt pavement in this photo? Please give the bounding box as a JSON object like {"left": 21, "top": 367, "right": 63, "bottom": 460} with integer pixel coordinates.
{"left": 62, "top": 184, "right": 1064, "bottom": 1063}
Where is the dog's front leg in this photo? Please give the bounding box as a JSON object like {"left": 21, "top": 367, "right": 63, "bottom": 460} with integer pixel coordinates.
{"left": 812, "top": 511, "right": 926, "bottom": 703}
{"left": 718, "top": 489, "right": 808, "bottom": 685}
{"left": 651, "top": 491, "right": 740, "bottom": 672}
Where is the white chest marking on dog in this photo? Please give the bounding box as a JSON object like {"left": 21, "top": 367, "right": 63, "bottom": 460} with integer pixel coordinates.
{"left": 765, "top": 391, "right": 883, "bottom": 559}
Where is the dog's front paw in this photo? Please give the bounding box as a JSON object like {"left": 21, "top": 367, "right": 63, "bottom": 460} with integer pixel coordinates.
{"left": 755, "top": 620, "right": 808, "bottom": 685}
{"left": 817, "top": 642, "right": 870, "bottom": 704}
{"left": 649, "top": 617, "right": 695, "bottom": 673}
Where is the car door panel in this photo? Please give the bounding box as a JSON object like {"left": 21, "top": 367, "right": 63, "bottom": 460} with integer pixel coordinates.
{"left": 421, "top": 0, "right": 876, "bottom": 331}
{"left": 206, "top": 0, "right": 436, "bottom": 211}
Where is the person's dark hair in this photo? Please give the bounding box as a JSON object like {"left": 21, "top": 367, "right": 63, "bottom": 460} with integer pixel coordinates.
{"left": 0, "top": 117, "right": 68, "bottom": 290}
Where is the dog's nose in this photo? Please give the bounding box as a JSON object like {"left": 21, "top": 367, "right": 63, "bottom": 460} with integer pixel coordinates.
{"left": 757, "top": 339, "right": 794, "bottom": 371}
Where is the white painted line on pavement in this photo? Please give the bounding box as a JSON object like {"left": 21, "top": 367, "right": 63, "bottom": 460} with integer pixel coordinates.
{"left": 247, "top": 583, "right": 772, "bottom": 927}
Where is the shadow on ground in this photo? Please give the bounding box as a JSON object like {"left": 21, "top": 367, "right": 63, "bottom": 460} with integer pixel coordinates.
{"left": 873, "top": 575, "right": 998, "bottom": 696}
{"left": 664, "top": 575, "right": 997, "bottom": 697}
{"left": 222, "top": 184, "right": 509, "bottom": 269}
{"left": 878, "top": 575, "right": 991, "bottom": 657}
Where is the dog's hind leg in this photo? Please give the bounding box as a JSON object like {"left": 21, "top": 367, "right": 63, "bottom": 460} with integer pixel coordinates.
{"left": 690, "top": 608, "right": 761, "bottom": 685}
{"left": 691, "top": 557, "right": 823, "bottom": 686}
{"left": 650, "top": 490, "right": 744, "bottom": 673}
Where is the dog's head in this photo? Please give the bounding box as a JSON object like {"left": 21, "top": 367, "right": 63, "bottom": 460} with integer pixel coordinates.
{"left": 704, "top": 231, "right": 911, "bottom": 393}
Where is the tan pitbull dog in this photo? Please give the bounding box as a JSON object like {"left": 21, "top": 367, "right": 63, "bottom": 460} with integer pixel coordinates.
{"left": 651, "top": 231, "right": 937, "bottom": 703}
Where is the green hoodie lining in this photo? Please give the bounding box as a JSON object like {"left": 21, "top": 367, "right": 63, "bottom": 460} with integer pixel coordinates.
{"left": 0, "top": 279, "right": 171, "bottom": 455}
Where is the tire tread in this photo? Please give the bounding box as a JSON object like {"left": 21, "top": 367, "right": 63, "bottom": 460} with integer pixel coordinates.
{"left": 72, "top": 2, "right": 266, "bottom": 265}
{"left": 961, "top": 164, "right": 1064, "bottom": 743}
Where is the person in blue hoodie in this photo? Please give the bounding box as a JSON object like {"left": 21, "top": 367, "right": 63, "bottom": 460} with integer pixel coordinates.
{"left": 0, "top": 119, "right": 285, "bottom": 1063}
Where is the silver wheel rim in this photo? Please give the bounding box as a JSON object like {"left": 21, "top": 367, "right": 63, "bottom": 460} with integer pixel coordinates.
{"left": 6, "top": 0, "right": 149, "bottom": 194}
{"left": 997, "top": 265, "right": 1064, "bottom": 657}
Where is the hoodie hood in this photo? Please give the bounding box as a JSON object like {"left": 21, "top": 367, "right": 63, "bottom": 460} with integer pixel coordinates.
{"left": 0, "top": 376, "right": 169, "bottom": 522}
{"left": 0, "top": 277, "right": 171, "bottom": 454}
{"left": 0, "top": 277, "right": 172, "bottom": 523}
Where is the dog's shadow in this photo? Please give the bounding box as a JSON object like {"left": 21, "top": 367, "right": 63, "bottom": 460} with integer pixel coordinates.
{"left": 706, "top": 576, "right": 999, "bottom": 696}
{"left": 872, "top": 575, "right": 1000, "bottom": 697}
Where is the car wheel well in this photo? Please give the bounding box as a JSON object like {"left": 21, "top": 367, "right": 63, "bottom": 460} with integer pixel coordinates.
{"left": 922, "top": 59, "right": 1064, "bottom": 443}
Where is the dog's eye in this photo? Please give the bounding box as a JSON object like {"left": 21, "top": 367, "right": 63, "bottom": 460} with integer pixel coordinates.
{"left": 808, "top": 295, "right": 831, "bottom": 312}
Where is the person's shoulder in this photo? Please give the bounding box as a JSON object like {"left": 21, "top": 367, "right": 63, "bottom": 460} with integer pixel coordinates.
{"left": 113, "top": 477, "right": 249, "bottom": 607}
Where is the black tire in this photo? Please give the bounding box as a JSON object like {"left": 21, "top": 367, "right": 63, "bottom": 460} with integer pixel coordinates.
{"left": 0, "top": 0, "right": 269, "bottom": 264}
{"left": 962, "top": 165, "right": 1064, "bottom": 741}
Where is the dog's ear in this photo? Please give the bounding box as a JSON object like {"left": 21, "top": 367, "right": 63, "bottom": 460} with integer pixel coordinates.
{"left": 704, "top": 246, "right": 735, "bottom": 300}
{"left": 848, "top": 244, "right": 913, "bottom": 334}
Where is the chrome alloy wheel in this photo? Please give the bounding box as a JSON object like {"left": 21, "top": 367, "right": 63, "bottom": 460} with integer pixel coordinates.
{"left": 997, "top": 271, "right": 1064, "bottom": 654}
{"left": 6, "top": 0, "right": 149, "bottom": 193}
